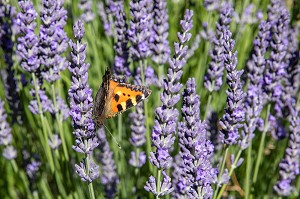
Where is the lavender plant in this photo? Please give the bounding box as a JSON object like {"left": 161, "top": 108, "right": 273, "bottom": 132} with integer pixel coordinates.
{"left": 214, "top": 8, "right": 246, "bottom": 198}
{"left": 79, "top": 0, "right": 95, "bottom": 23}
{"left": 145, "top": 9, "right": 193, "bottom": 197}
{"left": 0, "top": 99, "right": 17, "bottom": 160}
{"left": 39, "top": 0, "right": 68, "bottom": 83}
{"left": 204, "top": 5, "right": 233, "bottom": 96}
{"left": 97, "top": 127, "right": 118, "bottom": 198}
{"left": 112, "top": 1, "right": 131, "bottom": 77}
{"left": 219, "top": 29, "right": 245, "bottom": 146}
{"left": 173, "top": 78, "right": 215, "bottom": 198}
{"left": 240, "top": 20, "right": 270, "bottom": 150}
{"left": 68, "top": 20, "right": 99, "bottom": 197}
{"left": 128, "top": 0, "right": 152, "bottom": 61}
{"left": 97, "top": 1, "right": 113, "bottom": 37}
{"left": 274, "top": 107, "right": 300, "bottom": 196}
{"left": 151, "top": 0, "right": 170, "bottom": 67}
{"left": 0, "top": 3, "right": 22, "bottom": 124}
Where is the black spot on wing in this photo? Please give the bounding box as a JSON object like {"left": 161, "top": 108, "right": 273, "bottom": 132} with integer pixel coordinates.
{"left": 136, "top": 95, "right": 142, "bottom": 102}
{"left": 117, "top": 104, "right": 123, "bottom": 112}
{"left": 126, "top": 99, "right": 134, "bottom": 109}
{"left": 114, "top": 94, "right": 120, "bottom": 102}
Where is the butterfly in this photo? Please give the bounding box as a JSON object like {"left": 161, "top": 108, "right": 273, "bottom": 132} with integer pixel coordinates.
{"left": 93, "top": 68, "right": 152, "bottom": 127}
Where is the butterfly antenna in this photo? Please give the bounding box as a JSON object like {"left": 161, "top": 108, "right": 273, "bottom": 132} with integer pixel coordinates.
{"left": 103, "top": 124, "right": 122, "bottom": 149}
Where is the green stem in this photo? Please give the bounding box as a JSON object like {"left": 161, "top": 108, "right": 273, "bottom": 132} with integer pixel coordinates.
{"left": 245, "top": 142, "right": 252, "bottom": 199}
{"left": 213, "top": 147, "right": 229, "bottom": 199}
{"left": 156, "top": 170, "right": 162, "bottom": 199}
{"left": 158, "top": 65, "right": 164, "bottom": 82}
{"left": 253, "top": 104, "right": 271, "bottom": 183}
{"left": 11, "top": 160, "right": 18, "bottom": 173}
{"left": 216, "top": 149, "right": 243, "bottom": 199}
{"left": 86, "top": 153, "right": 95, "bottom": 199}
{"left": 51, "top": 83, "right": 69, "bottom": 161}
{"left": 117, "top": 115, "right": 127, "bottom": 197}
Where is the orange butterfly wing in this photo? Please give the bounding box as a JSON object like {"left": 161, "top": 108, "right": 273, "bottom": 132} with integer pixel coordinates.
{"left": 93, "top": 69, "right": 151, "bottom": 127}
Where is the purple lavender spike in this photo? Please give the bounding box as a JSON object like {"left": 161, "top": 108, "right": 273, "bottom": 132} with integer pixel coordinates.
{"left": 274, "top": 108, "right": 300, "bottom": 196}
{"left": 219, "top": 27, "right": 245, "bottom": 145}
{"left": 151, "top": 0, "right": 170, "bottom": 65}
{"left": 26, "top": 158, "right": 41, "bottom": 179}
{"left": 16, "top": 0, "right": 39, "bottom": 73}
{"left": 97, "top": 127, "right": 119, "bottom": 198}
{"left": 68, "top": 20, "right": 99, "bottom": 182}
{"left": 204, "top": 5, "right": 233, "bottom": 92}
{"left": 264, "top": 9, "right": 290, "bottom": 119}
{"left": 204, "top": 0, "right": 221, "bottom": 11}
{"left": 0, "top": 3, "right": 22, "bottom": 124}
{"left": 79, "top": 0, "right": 95, "bottom": 23}
{"left": 173, "top": 78, "right": 215, "bottom": 198}
{"left": 128, "top": 0, "right": 152, "bottom": 60}
{"left": 39, "top": 0, "right": 68, "bottom": 83}
{"left": 113, "top": 1, "right": 131, "bottom": 77}
{"left": 97, "top": 1, "right": 113, "bottom": 36}
{"left": 0, "top": 100, "right": 17, "bottom": 160}
{"left": 145, "top": 9, "right": 193, "bottom": 197}
{"left": 48, "top": 134, "right": 62, "bottom": 150}
{"left": 240, "top": 21, "right": 270, "bottom": 149}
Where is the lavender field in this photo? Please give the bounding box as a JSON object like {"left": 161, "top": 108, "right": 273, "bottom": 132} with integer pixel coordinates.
{"left": 0, "top": 0, "right": 299, "bottom": 198}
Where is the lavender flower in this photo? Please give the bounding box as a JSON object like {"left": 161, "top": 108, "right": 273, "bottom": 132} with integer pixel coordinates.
{"left": 145, "top": 171, "right": 174, "bottom": 196}
{"left": 219, "top": 27, "right": 245, "bottom": 145}
{"left": 26, "top": 158, "right": 41, "bottom": 179}
{"left": 264, "top": 9, "right": 290, "bottom": 115}
{"left": 39, "top": 0, "right": 69, "bottom": 118}
{"left": 128, "top": 0, "right": 152, "bottom": 60}
{"left": 274, "top": 108, "right": 300, "bottom": 196}
{"left": 68, "top": 20, "right": 99, "bottom": 182}
{"left": 16, "top": 0, "right": 40, "bottom": 73}
{"left": 79, "top": 0, "right": 95, "bottom": 23}
{"left": 186, "top": 33, "right": 201, "bottom": 60}
{"left": 0, "top": 99, "right": 17, "bottom": 160}
{"left": 204, "top": 5, "right": 233, "bottom": 92}
{"left": 39, "top": 0, "right": 68, "bottom": 83}
{"left": 280, "top": 24, "right": 300, "bottom": 116}
{"left": 204, "top": 0, "right": 221, "bottom": 11}
{"left": 173, "top": 78, "right": 215, "bottom": 198}
{"left": 28, "top": 89, "right": 55, "bottom": 114}
{"left": 200, "top": 22, "right": 215, "bottom": 41}
{"left": 240, "top": 21, "right": 270, "bottom": 149}
{"left": 97, "top": 1, "right": 113, "bottom": 36}
{"left": 56, "top": 96, "right": 70, "bottom": 120}
{"left": 16, "top": 1, "right": 56, "bottom": 116}
{"left": 145, "top": 9, "right": 193, "bottom": 197}
{"left": 48, "top": 134, "right": 62, "bottom": 149}
{"left": 0, "top": 3, "right": 22, "bottom": 124}
{"left": 151, "top": 0, "right": 170, "bottom": 65}
{"left": 97, "top": 127, "right": 119, "bottom": 198}
{"left": 267, "top": 0, "right": 284, "bottom": 28}
{"left": 113, "top": 1, "right": 131, "bottom": 77}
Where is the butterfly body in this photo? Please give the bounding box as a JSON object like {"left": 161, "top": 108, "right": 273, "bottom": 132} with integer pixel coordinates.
{"left": 93, "top": 69, "right": 151, "bottom": 127}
